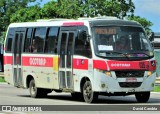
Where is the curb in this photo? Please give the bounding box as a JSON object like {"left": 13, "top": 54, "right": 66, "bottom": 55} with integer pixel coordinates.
{"left": 151, "top": 92, "right": 160, "bottom": 94}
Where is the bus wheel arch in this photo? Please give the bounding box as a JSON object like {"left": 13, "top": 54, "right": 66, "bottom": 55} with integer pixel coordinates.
{"left": 26, "top": 75, "right": 34, "bottom": 88}
{"left": 80, "top": 77, "right": 98, "bottom": 103}
{"left": 80, "top": 77, "right": 90, "bottom": 93}
{"left": 26, "top": 75, "right": 51, "bottom": 98}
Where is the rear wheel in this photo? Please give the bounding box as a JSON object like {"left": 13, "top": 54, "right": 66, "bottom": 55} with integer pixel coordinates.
{"left": 82, "top": 81, "right": 98, "bottom": 103}
{"left": 29, "top": 79, "right": 48, "bottom": 98}
{"left": 135, "top": 92, "right": 150, "bottom": 103}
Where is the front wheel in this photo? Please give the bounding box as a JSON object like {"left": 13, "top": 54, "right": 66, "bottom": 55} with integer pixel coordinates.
{"left": 71, "top": 92, "right": 83, "bottom": 100}
{"left": 82, "top": 81, "right": 98, "bottom": 103}
{"left": 135, "top": 92, "right": 150, "bottom": 103}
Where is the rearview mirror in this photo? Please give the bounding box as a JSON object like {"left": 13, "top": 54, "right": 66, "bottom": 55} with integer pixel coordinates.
{"left": 148, "top": 32, "right": 154, "bottom": 42}
{"left": 78, "top": 30, "right": 87, "bottom": 41}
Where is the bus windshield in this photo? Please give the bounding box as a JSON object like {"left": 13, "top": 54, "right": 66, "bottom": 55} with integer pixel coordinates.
{"left": 93, "top": 26, "right": 153, "bottom": 60}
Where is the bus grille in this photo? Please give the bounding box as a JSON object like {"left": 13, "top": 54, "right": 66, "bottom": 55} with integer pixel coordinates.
{"left": 115, "top": 71, "right": 144, "bottom": 78}
{"left": 119, "top": 82, "right": 142, "bottom": 88}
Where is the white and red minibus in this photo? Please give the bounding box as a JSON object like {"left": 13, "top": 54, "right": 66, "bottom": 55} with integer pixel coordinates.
{"left": 4, "top": 17, "right": 156, "bottom": 103}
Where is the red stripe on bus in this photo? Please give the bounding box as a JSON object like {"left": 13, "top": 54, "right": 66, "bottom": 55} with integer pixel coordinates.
{"left": 108, "top": 60, "right": 155, "bottom": 71}
{"left": 93, "top": 60, "right": 156, "bottom": 71}
{"left": 22, "top": 56, "right": 53, "bottom": 67}
{"left": 73, "top": 58, "right": 88, "bottom": 70}
{"left": 4, "top": 56, "right": 12, "bottom": 65}
{"left": 63, "top": 22, "right": 84, "bottom": 26}
{"left": 93, "top": 60, "right": 108, "bottom": 70}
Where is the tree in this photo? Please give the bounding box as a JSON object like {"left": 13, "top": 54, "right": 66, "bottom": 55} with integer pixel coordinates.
{"left": 0, "top": 0, "right": 37, "bottom": 43}
{"left": 40, "top": 0, "right": 83, "bottom": 19}
{"left": 79, "top": 0, "right": 135, "bottom": 18}
{"left": 40, "top": 1, "right": 57, "bottom": 19}
{"left": 10, "top": 5, "right": 41, "bottom": 22}
{"left": 0, "top": 0, "right": 36, "bottom": 30}
{"left": 40, "top": 0, "right": 135, "bottom": 19}
{"left": 127, "top": 15, "right": 153, "bottom": 34}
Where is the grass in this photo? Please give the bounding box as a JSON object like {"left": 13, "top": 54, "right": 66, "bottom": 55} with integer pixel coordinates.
{"left": 154, "top": 86, "right": 160, "bottom": 92}
{"left": 0, "top": 77, "right": 5, "bottom": 82}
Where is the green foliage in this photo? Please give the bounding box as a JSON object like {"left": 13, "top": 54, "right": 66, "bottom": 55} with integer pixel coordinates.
{"left": 0, "top": 77, "right": 5, "bottom": 82}
{"left": 40, "top": 0, "right": 135, "bottom": 19}
{"left": 0, "top": 32, "right": 6, "bottom": 44}
{"left": 40, "top": 0, "right": 82, "bottom": 19}
{"left": 0, "top": 0, "right": 154, "bottom": 43}
{"left": 10, "top": 5, "right": 41, "bottom": 22}
{"left": 0, "top": 0, "right": 36, "bottom": 30}
{"left": 127, "top": 15, "right": 153, "bottom": 33}
{"left": 153, "top": 86, "right": 160, "bottom": 92}
{"left": 55, "top": 0, "right": 82, "bottom": 18}
{"left": 79, "top": 0, "right": 134, "bottom": 18}
{"left": 40, "top": 1, "right": 57, "bottom": 19}
{"left": 0, "top": 0, "right": 37, "bottom": 42}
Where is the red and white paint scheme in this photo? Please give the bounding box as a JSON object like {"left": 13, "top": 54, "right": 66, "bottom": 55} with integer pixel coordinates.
{"left": 4, "top": 17, "right": 157, "bottom": 103}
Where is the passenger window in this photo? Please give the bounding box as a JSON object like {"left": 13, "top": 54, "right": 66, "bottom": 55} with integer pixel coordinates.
{"left": 24, "top": 28, "right": 33, "bottom": 52}
{"left": 6, "top": 28, "right": 14, "bottom": 52}
{"left": 74, "top": 37, "right": 92, "bottom": 58}
{"left": 33, "top": 27, "right": 46, "bottom": 53}
{"left": 45, "top": 27, "right": 59, "bottom": 54}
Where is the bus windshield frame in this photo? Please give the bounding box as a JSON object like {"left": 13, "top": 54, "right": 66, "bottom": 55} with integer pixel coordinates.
{"left": 92, "top": 26, "right": 154, "bottom": 60}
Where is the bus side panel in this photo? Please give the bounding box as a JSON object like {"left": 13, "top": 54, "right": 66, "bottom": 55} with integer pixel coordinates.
{"left": 72, "top": 56, "right": 93, "bottom": 92}
{"left": 22, "top": 55, "right": 59, "bottom": 89}
{"left": 4, "top": 54, "right": 14, "bottom": 85}
{"left": 4, "top": 27, "right": 14, "bottom": 85}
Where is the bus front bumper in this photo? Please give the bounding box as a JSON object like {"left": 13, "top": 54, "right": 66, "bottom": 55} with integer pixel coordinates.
{"left": 93, "top": 71, "right": 156, "bottom": 93}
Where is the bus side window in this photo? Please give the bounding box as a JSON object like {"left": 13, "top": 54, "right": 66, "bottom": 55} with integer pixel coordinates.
{"left": 5, "top": 28, "right": 14, "bottom": 52}
{"left": 24, "top": 28, "right": 33, "bottom": 52}
{"left": 33, "top": 27, "right": 46, "bottom": 53}
{"left": 74, "top": 37, "right": 92, "bottom": 58}
{"left": 45, "top": 27, "right": 59, "bottom": 54}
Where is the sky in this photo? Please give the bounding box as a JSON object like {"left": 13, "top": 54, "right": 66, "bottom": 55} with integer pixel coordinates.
{"left": 133, "top": 0, "right": 160, "bottom": 32}
{"left": 38, "top": 0, "right": 160, "bottom": 32}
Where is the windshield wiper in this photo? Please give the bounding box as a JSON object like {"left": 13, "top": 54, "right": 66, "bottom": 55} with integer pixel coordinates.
{"left": 127, "top": 52, "right": 150, "bottom": 57}
{"left": 100, "top": 51, "right": 130, "bottom": 59}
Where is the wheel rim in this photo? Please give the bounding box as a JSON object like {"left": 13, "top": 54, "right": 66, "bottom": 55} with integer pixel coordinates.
{"left": 83, "top": 82, "right": 93, "bottom": 102}
{"left": 30, "top": 82, "right": 36, "bottom": 96}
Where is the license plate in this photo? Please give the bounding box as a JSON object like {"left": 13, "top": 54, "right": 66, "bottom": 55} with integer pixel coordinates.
{"left": 126, "top": 78, "right": 137, "bottom": 82}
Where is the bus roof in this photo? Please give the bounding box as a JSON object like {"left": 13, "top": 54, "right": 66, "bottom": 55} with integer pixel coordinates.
{"left": 8, "top": 17, "right": 141, "bottom": 28}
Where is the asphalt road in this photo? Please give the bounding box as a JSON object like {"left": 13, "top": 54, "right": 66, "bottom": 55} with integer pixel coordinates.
{"left": 0, "top": 83, "right": 160, "bottom": 106}
{"left": 1, "top": 83, "right": 160, "bottom": 112}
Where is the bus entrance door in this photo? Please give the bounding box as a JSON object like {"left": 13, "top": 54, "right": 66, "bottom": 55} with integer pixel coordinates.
{"left": 13, "top": 30, "right": 25, "bottom": 87}
{"left": 58, "top": 31, "right": 75, "bottom": 90}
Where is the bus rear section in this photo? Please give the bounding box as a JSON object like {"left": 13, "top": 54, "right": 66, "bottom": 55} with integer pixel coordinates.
{"left": 4, "top": 18, "right": 157, "bottom": 103}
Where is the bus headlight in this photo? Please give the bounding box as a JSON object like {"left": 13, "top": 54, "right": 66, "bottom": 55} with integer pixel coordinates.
{"left": 149, "top": 51, "right": 154, "bottom": 56}
{"left": 147, "top": 71, "right": 155, "bottom": 76}
{"left": 105, "top": 71, "right": 111, "bottom": 76}
{"left": 95, "top": 69, "right": 112, "bottom": 77}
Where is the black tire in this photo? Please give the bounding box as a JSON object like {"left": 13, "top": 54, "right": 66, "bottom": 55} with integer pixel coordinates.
{"left": 29, "top": 79, "right": 48, "bottom": 98}
{"left": 82, "top": 81, "right": 98, "bottom": 103}
{"left": 135, "top": 92, "right": 150, "bottom": 103}
{"left": 71, "top": 92, "right": 83, "bottom": 100}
